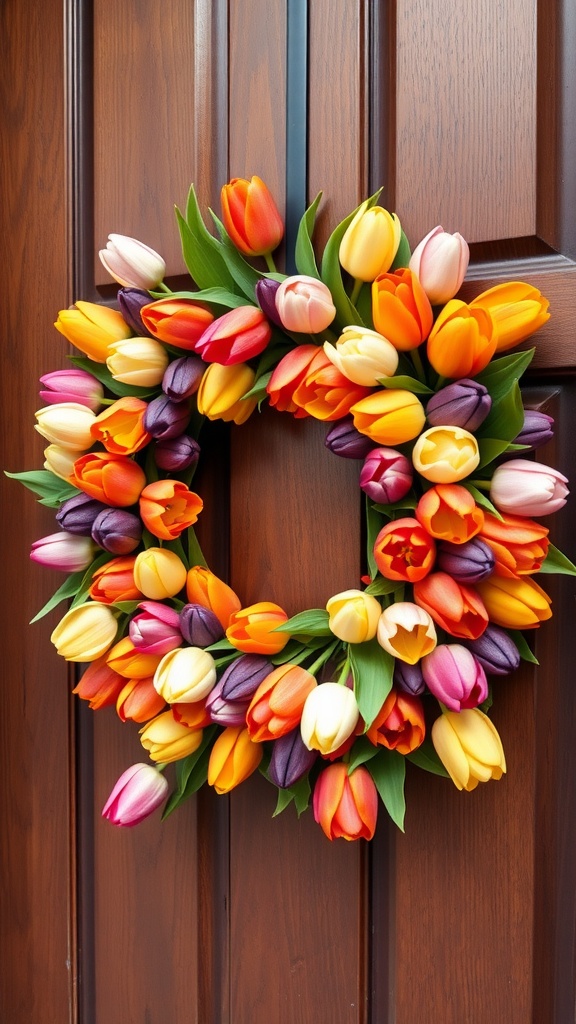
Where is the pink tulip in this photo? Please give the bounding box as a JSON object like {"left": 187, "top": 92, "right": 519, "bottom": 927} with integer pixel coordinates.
{"left": 194, "top": 306, "right": 272, "bottom": 364}
{"left": 101, "top": 763, "right": 168, "bottom": 827}
{"left": 99, "top": 234, "right": 166, "bottom": 290}
{"left": 409, "top": 225, "right": 470, "bottom": 305}
{"left": 30, "top": 531, "right": 95, "bottom": 571}
{"left": 490, "top": 459, "right": 569, "bottom": 516}
{"left": 275, "top": 275, "right": 336, "bottom": 334}
{"left": 129, "top": 601, "right": 183, "bottom": 656}
{"left": 421, "top": 643, "right": 488, "bottom": 711}
{"left": 39, "top": 369, "right": 104, "bottom": 411}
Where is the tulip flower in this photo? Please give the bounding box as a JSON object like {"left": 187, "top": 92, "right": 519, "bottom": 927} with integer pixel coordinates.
{"left": 351, "top": 389, "right": 426, "bottom": 446}
{"left": 144, "top": 394, "right": 191, "bottom": 440}
{"left": 393, "top": 659, "right": 425, "bottom": 696}
{"left": 153, "top": 646, "right": 217, "bottom": 704}
{"left": 207, "top": 725, "right": 264, "bottom": 794}
{"left": 324, "top": 417, "right": 376, "bottom": 459}
{"left": 265, "top": 344, "right": 318, "bottom": 417}
{"left": 179, "top": 603, "right": 224, "bottom": 647}
{"left": 416, "top": 484, "right": 484, "bottom": 544}
{"left": 186, "top": 566, "right": 241, "bottom": 629}
{"left": 435, "top": 537, "right": 495, "bottom": 583}
{"left": 73, "top": 654, "right": 125, "bottom": 709}
{"left": 90, "top": 507, "right": 143, "bottom": 554}
{"left": 290, "top": 349, "right": 372, "bottom": 421}
{"left": 220, "top": 654, "right": 274, "bottom": 701}
{"left": 101, "top": 763, "right": 169, "bottom": 827}
{"left": 196, "top": 361, "right": 257, "bottom": 424}
{"left": 377, "top": 601, "right": 437, "bottom": 663}
{"left": 512, "top": 410, "right": 554, "bottom": 451}
{"left": 426, "top": 300, "right": 497, "bottom": 378}
{"left": 411, "top": 426, "right": 480, "bottom": 484}
{"left": 89, "top": 555, "right": 143, "bottom": 604}
{"left": 425, "top": 379, "right": 491, "bottom": 432}
{"left": 275, "top": 275, "right": 336, "bottom": 334}
{"left": 413, "top": 572, "right": 489, "bottom": 640}
{"left": 246, "top": 664, "right": 317, "bottom": 742}
{"left": 139, "top": 710, "right": 204, "bottom": 764}
{"left": 475, "top": 574, "right": 552, "bottom": 629}
{"left": 254, "top": 277, "right": 283, "bottom": 326}
{"left": 431, "top": 708, "right": 506, "bottom": 791}
{"left": 371, "top": 268, "right": 434, "bottom": 351}
{"left": 54, "top": 300, "right": 131, "bottom": 362}
{"left": 44, "top": 444, "right": 82, "bottom": 482}
{"left": 490, "top": 459, "right": 569, "bottom": 517}
{"left": 30, "top": 531, "right": 94, "bottom": 572}
{"left": 39, "top": 368, "right": 104, "bottom": 411}
{"left": 162, "top": 355, "right": 204, "bottom": 402}
{"left": 106, "top": 336, "right": 169, "bottom": 387}
{"left": 116, "top": 677, "right": 166, "bottom": 723}
{"left": 117, "top": 288, "right": 156, "bottom": 336}
{"left": 71, "top": 451, "right": 147, "bottom": 506}
{"left": 313, "top": 763, "right": 378, "bottom": 841}
{"left": 479, "top": 510, "right": 549, "bottom": 576}
{"left": 339, "top": 201, "right": 401, "bottom": 281}
{"left": 90, "top": 397, "right": 151, "bottom": 455}
{"left": 470, "top": 281, "right": 550, "bottom": 352}
{"left": 154, "top": 434, "right": 200, "bottom": 472}
{"left": 56, "top": 493, "right": 108, "bottom": 535}
{"left": 51, "top": 601, "right": 118, "bottom": 661}
{"left": 464, "top": 623, "right": 521, "bottom": 676}
{"left": 325, "top": 589, "right": 382, "bottom": 643}
{"left": 366, "top": 689, "right": 426, "bottom": 754}
{"left": 268, "top": 727, "right": 319, "bottom": 788}
{"left": 409, "top": 225, "right": 470, "bottom": 305}
{"left": 133, "top": 548, "right": 187, "bottom": 600}
{"left": 99, "top": 234, "right": 166, "bottom": 290}
{"left": 226, "top": 602, "right": 291, "bottom": 654}
{"left": 35, "top": 402, "right": 97, "bottom": 451}
{"left": 139, "top": 479, "right": 203, "bottom": 541}
{"left": 171, "top": 700, "right": 212, "bottom": 730}
{"left": 129, "top": 602, "right": 182, "bottom": 656}
{"left": 359, "top": 447, "right": 413, "bottom": 504}
{"left": 323, "top": 326, "right": 399, "bottom": 386}
{"left": 194, "top": 306, "right": 272, "bottom": 365}
{"left": 220, "top": 175, "right": 284, "bottom": 257}
{"left": 422, "top": 643, "right": 488, "bottom": 711}
{"left": 300, "top": 682, "right": 359, "bottom": 755}
{"left": 140, "top": 298, "right": 215, "bottom": 350}
{"left": 374, "top": 517, "right": 436, "bottom": 583}
{"left": 205, "top": 678, "right": 252, "bottom": 727}
{"left": 106, "top": 636, "right": 161, "bottom": 679}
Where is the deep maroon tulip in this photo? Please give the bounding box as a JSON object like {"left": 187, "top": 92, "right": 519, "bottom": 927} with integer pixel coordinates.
{"left": 179, "top": 603, "right": 224, "bottom": 647}
{"left": 162, "top": 355, "right": 204, "bottom": 402}
{"left": 464, "top": 624, "right": 521, "bottom": 676}
{"left": 268, "top": 727, "right": 318, "bottom": 788}
{"left": 359, "top": 447, "right": 413, "bottom": 504}
{"left": 219, "top": 653, "right": 274, "bottom": 701}
{"left": 91, "top": 507, "right": 143, "bottom": 554}
{"left": 116, "top": 288, "right": 156, "bottom": 336}
{"left": 324, "top": 416, "right": 375, "bottom": 459}
{"left": 56, "top": 493, "right": 108, "bottom": 536}
{"left": 426, "top": 378, "right": 491, "bottom": 432}
{"left": 144, "top": 394, "right": 192, "bottom": 439}
{"left": 154, "top": 434, "right": 201, "bottom": 472}
{"left": 254, "top": 277, "right": 284, "bottom": 327}
{"left": 393, "top": 659, "right": 425, "bottom": 696}
{"left": 436, "top": 537, "right": 496, "bottom": 584}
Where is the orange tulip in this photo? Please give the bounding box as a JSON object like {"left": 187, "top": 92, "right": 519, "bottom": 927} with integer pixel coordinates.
{"left": 313, "top": 763, "right": 378, "bottom": 841}
{"left": 350, "top": 389, "right": 426, "bottom": 445}
{"left": 416, "top": 484, "right": 484, "bottom": 544}
{"left": 475, "top": 574, "right": 552, "bottom": 629}
{"left": 54, "top": 300, "right": 131, "bottom": 363}
{"left": 139, "top": 479, "right": 203, "bottom": 541}
{"left": 371, "top": 267, "right": 434, "bottom": 351}
{"left": 106, "top": 636, "right": 162, "bottom": 679}
{"left": 207, "top": 725, "right": 264, "bottom": 794}
{"left": 140, "top": 297, "right": 214, "bottom": 350}
{"left": 479, "top": 511, "right": 549, "bottom": 577}
{"left": 71, "top": 451, "right": 147, "bottom": 507}
{"left": 246, "top": 664, "right": 317, "bottom": 742}
{"left": 366, "top": 689, "right": 426, "bottom": 754}
{"left": 373, "top": 517, "right": 436, "bottom": 583}
{"left": 90, "top": 397, "right": 151, "bottom": 455}
{"left": 413, "top": 572, "right": 489, "bottom": 640}
{"left": 220, "top": 175, "right": 284, "bottom": 257}
{"left": 291, "top": 347, "right": 371, "bottom": 421}
{"left": 73, "top": 654, "right": 125, "bottom": 709}
{"left": 426, "top": 300, "right": 497, "bottom": 378}
{"left": 226, "top": 602, "right": 291, "bottom": 654}
{"left": 266, "top": 344, "right": 319, "bottom": 417}
{"left": 89, "top": 555, "right": 143, "bottom": 604}
{"left": 116, "top": 676, "right": 166, "bottom": 723}
{"left": 172, "top": 699, "right": 213, "bottom": 730}
{"left": 470, "top": 281, "right": 550, "bottom": 352}
{"left": 186, "top": 566, "right": 242, "bottom": 628}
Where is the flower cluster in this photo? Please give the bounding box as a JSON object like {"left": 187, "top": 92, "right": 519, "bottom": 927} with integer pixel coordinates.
{"left": 10, "top": 175, "right": 575, "bottom": 840}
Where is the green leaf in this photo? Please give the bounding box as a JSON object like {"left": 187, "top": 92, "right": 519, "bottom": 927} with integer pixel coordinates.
{"left": 272, "top": 775, "right": 311, "bottom": 818}
{"left": 275, "top": 608, "right": 331, "bottom": 637}
{"left": 242, "top": 370, "right": 273, "bottom": 402}
{"left": 406, "top": 739, "right": 450, "bottom": 777}
{"left": 377, "top": 374, "right": 433, "bottom": 395}
{"left": 349, "top": 638, "right": 394, "bottom": 729}
{"left": 179, "top": 186, "right": 238, "bottom": 291}
{"left": 347, "top": 736, "right": 380, "bottom": 772}
{"left": 365, "top": 498, "right": 385, "bottom": 580}
{"left": 5, "top": 469, "right": 79, "bottom": 506}
{"left": 539, "top": 542, "right": 576, "bottom": 576}
{"left": 476, "top": 379, "right": 524, "bottom": 443}
{"left": 477, "top": 437, "right": 516, "bottom": 469}
{"left": 389, "top": 228, "right": 411, "bottom": 271}
{"left": 474, "top": 347, "right": 535, "bottom": 398}
{"left": 363, "top": 577, "right": 405, "bottom": 597}
{"left": 368, "top": 748, "right": 406, "bottom": 831}
{"left": 462, "top": 484, "right": 502, "bottom": 517}
{"left": 161, "top": 727, "right": 218, "bottom": 819}
{"left": 295, "top": 192, "right": 323, "bottom": 278}
{"left": 509, "top": 630, "right": 539, "bottom": 664}
{"left": 29, "top": 571, "right": 87, "bottom": 623}
{"left": 68, "top": 356, "right": 159, "bottom": 399}
{"left": 170, "top": 287, "right": 249, "bottom": 309}
{"left": 210, "top": 211, "right": 262, "bottom": 300}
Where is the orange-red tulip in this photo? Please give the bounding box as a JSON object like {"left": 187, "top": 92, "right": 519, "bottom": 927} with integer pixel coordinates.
{"left": 479, "top": 510, "right": 549, "bottom": 577}
{"left": 313, "top": 763, "right": 378, "bottom": 841}
{"left": 291, "top": 347, "right": 371, "bottom": 421}
{"left": 246, "top": 664, "right": 317, "bottom": 742}
{"left": 207, "top": 725, "right": 264, "bottom": 793}
{"left": 89, "top": 555, "right": 143, "bottom": 604}
{"left": 415, "top": 484, "right": 484, "bottom": 544}
{"left": 73, "top": 654, "right": 125, "bottom": 709}
{"left": 71, "top": 451, "right": 147, "bottom": 507}
{"left": 371, "top": 267, "right": 434, "bottom": 351}
{"left": 195, "top": 306, "right": 272, "bottom": 365}
{"left": 220, "top": 175, "right": 284, "bottom": 257}
{"left": 366, "top": 689, "right": 426, "bottom": 754}
{"left": 140, "top": 297, "right": 215, "bottom": 350}
{"left": 90, "top": 397, "right": 151, "bottom": 455}
{"left": 139, "top": 479, "right": 203, "bottom": 541}
{"left": 226, "top": 602, "right": 291, "bottom": 654}
{"left": 186, "top": 566, "right": 242, "bottom": 629}
{"left": 106, "top": 636, "right": 162, "bottom": 679}
{"left": 116, "top": 676, "right": 166, "bottom": 723}
{"left": 426, "top": 300, "right": 497, "bottom": 378}
{"left": 373, "top": 517, "right": 436, "bottom": 583}
{"left": 413, "top": 572, "right": 489, "bottom": 640}
{"left": 265, "top": 344, "right": 319, "bottom": 417}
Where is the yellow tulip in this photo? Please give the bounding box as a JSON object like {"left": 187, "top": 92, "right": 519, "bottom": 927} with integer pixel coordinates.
{"left": 133, "top": 547, "right": 187, "bottom": 600}
{"left": 471, "top": 281, "right": 550, "bottom": 352}
{"left": 350, "top": 389, "right": 426, "bottom": 445}
{"left": 35, "top": 402, "right": 96, "bottom": 451}
{"left": 54, "top": 301, "right": 131, "bottom": 363}
{"left": 196, "top": 362, "right": 257, "bottom": 424}
{"left": 51, "top": 602, "right": 118, "bottom": 662}
{"left": 106, "top": 336, "right": 169, "bottom": 386}
{"left": 411, "top": 425, "right": 480, "bottom": 483}
{"left": 339, "top": 201, "right": 401, "bottom": 281}
{"left": 431, "top": 708, "right": 506, "bottom": 792}
{"left": 323, "top": 326, "right": 399, "bottom": 386}
{"left": 376, "top": 602, "right": 437, "bottom": 664}
{"left": 139, "top": 710, "right": 204, "bottom": 764}
{"left": 43, "top": 444, "right": 80, "bottom": 482}
{"left": 475, "top": 574, "right": 552, "bottom": 629}
{"left": 326, "top": 589, "right": 382, "bottom": 643}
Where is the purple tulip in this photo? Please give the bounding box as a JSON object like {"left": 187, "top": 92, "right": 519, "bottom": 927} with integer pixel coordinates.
{"left": 162, "top": 355, "right": 204, "bottom": 402}
{"left": 91, "top": 507, "right": 143, "bottom": 554}
{"left": 56, "top": 493, "right": 108, "bottom": 536}
{"left": 436, "top": 537, "right": 496, "bottom": 584}
{"left": 205, "top": 677, "right": 250, "bottom": 726}
{"left": 255, "top": 277, "right": 284, "bottom": 327}
{"left": 154, "top": 435, "right": 201, "bottom": 472}
{"left": 268, "top": 727, "right": 318, "bottom": 789}
{"left": 144, "top": 394, "right": 192, "bottom": 439}
{"left": 219, "top": 653, "right": 274, "bottom": 701}
{"left": 422, "top": 643, "right": 488, "bottom": 711}
{"left": 512, "top": 410, "right": 554, "bottom": 451}
{"left": 464, "top": 624, "right": 521, "bottom": 676}
{"left": 359, "top": 447, "right": 413, "bottom": 504}
{"left": 179, "top": 603, "right": 224, "bottom": 647}
{"left": 426, "top": 378, "right": 491, "bottom": 432}
{"left": 102, "top": 763, "right": 168, "bottom": 827}
{"left": 116, "top": 287, "right": 156, "bottom": 336}
{"left": 324, "top": 417, "right": 375, "bottom": 459}
{"left": 30, "top": 531, "right": 95, "bottom": 571}
{"left": 393, "top": 659, "right": 425, "bottom": 696}
{"left": 39, "top": 368, "right": 104, "bottom": 411}
{"left": 129, "top": 601, "right": 182, "bottom": 656}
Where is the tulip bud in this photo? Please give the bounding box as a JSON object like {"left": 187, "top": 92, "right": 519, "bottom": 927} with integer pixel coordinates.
{"left": 197, "top": 362, "right": 257, "bottom": 425}
{"left": 351, "top": 389, "right": 427, "bottom": 446}
{"left": 268, "top": 727, "right": 318, "bottom": 789}
{"left": 323, "top": 326, "right": 399, "bottom": 386}
{"left": 139, "top": 709, "right": 204, "bottom": 763}
{"left": 153, "top": 646, "right": 217, "bottom": 704}
{"left": 313, "top": 763, "right": 378, "bottom": 841}
{"left": 326, "top": 589, "right": 382, "bottom": 643}
{"left": 427, "top": 301, "right": 497, "bottom": 378}
{"left": 426, "top": 379, "right": 492, "bottom": 432}
{"left": 511, "top": 410, "right": 554, "bottom": 451}
{"left": 101, "top": 763, "right": 169, "bottom": 827}
{"left": 71, "top": 452, "right": 147, "bottom": 507}
{"left": 422, "top": 643, "right": 488, "bottom": 712}
{"left": 226, "top": 602, "right": 291, "bottom": 655}
{"left": 117, "top": 288, "right": 156, "bottom": 336}
{"left": 409, "top": 225, "right": 469, "bottom": 305}
{"left": 129, "top": 601, "right": 182, "bottom": 656}
{"left": 324, "top": 417, "right": 375, "bottom": 459}
{"left": 116, "top": 677, "right": 166, "bottom": 724}
{"left": 207, "top": 726, "right": 264, "bottom": 793}
{"left": 144, "top": 394, "right": 192, "bottom": 439}
{"left": 162, "top": 355, "right": 204, "bottom": 402}
{"left": 300, "top": 682, "right": 360, "bottom": 755}
{"left": 255, "top": 277, "right": 283, "bottom": 326}
{"left": 359, "top": 447, "right": 413, "bottom": 503}
{"left": 436, "top": 537, "right": 495, "bottom": 583}
{"left": 194, "top": 306, "right": 272, "bottom": 365}
{"left": 35, "top": 402, "right": 97, "bottom": 451}
{"left": 219, "top": 653, "right": 274, "bottom": 701}
{"left": 99, "top": 233, "right": 166, "bottom": 290}
{"left": 339, "top": 201, "right": 401, "bottom": 281}
{"left": 106, "top": 337, "right": 169, "bottom": 387}
{"left": 90, "top": 557, "right": 143, "bottom": 605}
{"left": 471, "top": 281, "right": 550, "bottom": 352}
{"left": 133, "top": 547, "right": 187, "bottom": 600}
{"left": 372, "top": 268, "right": 433, "bottom": 351}
{"left": 275, "top": 275, "right": 336, "bottom": 334}
{"left": 205, "top": 678, "right": 251, "bottom": 727}
{"left": 463, "top": 623, "right": 521, "bottom": 676}
{"left": 154, "top": 434, "right": 200, "bottom": 472}
{"left": 412, "top": 426, "right": 480, "bottom": 484}
{"left": 30, "top": 531, "right": 95, "bottom": 572}
{"left": 56, "top": 493, "right": 108, "bottom": 536}
{"left": 54, "top": 301, "right": 131, "bottom": 363}
{"left": 291, "top": 348, "right": 371, "bottom": 421}
{"left": 186, "top": 566, "right": 241, "bottom": 629}
{"left": 490, "top": 459, "right": 569, "bottom": 517}
{"left": 246, "top": 665, "right": 317, "bottom": 742}
{"left": 39, "top": 368, "right": 104, "bottom": 412}
{"left": 431, "top": 708, "right": 506, "bottom": 791}
{"left": 91, "top": 507, "right": 143, "bottom": 554}
{"left": 43, "top": 444, "right": 79, "bottom": 482}
{"left": 140, "top": 298, "right": 215, "bottom": 351}
{"left": 393, "top": 659, "right": 425, "bottom": 696}
{"left": 179, "top": 602, "right": 224, "bottom": 647}
{"left": 51, "top": 602, "right": 118, "bottom": 662}
{"left": 73, "top": 654, "right": 125, "bottom": 709}
{"left": 220, "top": 175, "right": 284, "bottom": 257}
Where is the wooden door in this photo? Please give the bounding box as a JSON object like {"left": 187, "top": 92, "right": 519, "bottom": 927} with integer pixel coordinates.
{"left": 1, "top": 1, "right": 575, "bottom": 1021}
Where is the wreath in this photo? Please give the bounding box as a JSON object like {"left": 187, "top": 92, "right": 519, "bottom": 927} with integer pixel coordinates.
{"left": 9, "top": 175, "right": 575, "bottom": 841}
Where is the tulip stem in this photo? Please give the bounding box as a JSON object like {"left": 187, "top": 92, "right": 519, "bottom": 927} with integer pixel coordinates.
{"left": 156, "top": 282, "right": 173, "bottom": 294}
{"left": 306, "top": 640, "right": 340, "bottom": 678}
{"left": 410, "top": 347, "right": 427, "bottom": 384}
{"left": 467, "top": 479, "right": 491, "bottom": 491}
{"left": 264, "top": 252, "right": 277, "bottom": 274}
{"left": 350, "top": 278, "right": 363, "bottom": 307}
{"left": 336, "top": 655, "right": 351, "bottom": 687}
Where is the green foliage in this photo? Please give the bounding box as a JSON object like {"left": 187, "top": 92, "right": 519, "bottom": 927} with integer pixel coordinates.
{"left": 349, "top": 638, "right": 394, "bottom": 730}
{"left": 368, "top": 748, "right": 406, "bottom": 831}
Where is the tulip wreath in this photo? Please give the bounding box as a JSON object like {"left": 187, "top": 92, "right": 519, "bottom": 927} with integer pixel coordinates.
{"left": 9, "top": 175, "right": 576, "bottom": 840}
